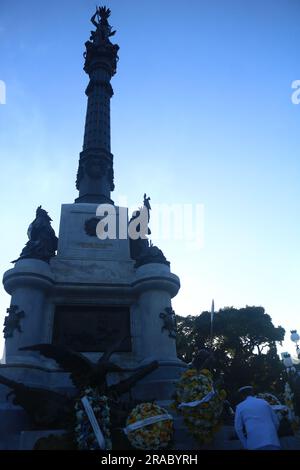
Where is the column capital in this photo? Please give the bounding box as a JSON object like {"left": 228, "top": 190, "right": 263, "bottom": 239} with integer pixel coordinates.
{"left": 3, "top": 259, "right": 54, "bottom": 295}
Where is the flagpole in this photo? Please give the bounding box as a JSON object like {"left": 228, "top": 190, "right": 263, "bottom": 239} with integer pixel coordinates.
{"left": 210, "top": 299, "right": 214, "bottom": 350}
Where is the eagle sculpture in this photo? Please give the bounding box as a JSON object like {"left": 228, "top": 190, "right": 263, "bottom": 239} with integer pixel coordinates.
{"left": 1, "top": 336, "right": 159, "bottom": 432}
{"left": 20, "top": 335, "right": 132, "bottom": 393}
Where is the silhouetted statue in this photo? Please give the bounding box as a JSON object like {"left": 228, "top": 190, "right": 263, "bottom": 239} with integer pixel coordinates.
{"left": 129, "top": 195, "right": 170, "bottom": 268}
{"left": 143, "top": 193, "right": 151, "bottom": 218}
{"left": 129, "top": 205, "right": 150, "bottom": 261}
{"left": 90, "top": 6, "right": 116, "bottom": 43}
{"left": 84, "top": 5, "right": 119, "bottom": 76}
{"left": 160, "top": 307, "right": 177, "bottom": 339}
{"left": 12, "top": 206, "right": 58, "bottom": 263}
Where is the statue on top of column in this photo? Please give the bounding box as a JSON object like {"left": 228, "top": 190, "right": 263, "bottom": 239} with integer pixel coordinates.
{"left": 84, "top": 6, "right": 119, "bottom": 76}
{"left": 90, "top": 6, "right": 116, "bottom": 44}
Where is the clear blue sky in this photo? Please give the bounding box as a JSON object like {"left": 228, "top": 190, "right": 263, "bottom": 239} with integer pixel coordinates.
{"left": 1, "top": 0, "right": 300, "bottom": 356}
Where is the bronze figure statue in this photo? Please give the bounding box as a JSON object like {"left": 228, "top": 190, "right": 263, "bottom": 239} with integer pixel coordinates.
{"left": 129, "top": 195, "right": 170, "bottom": 268}
{"left": 159, "top": 307, "right": 177, "bottom": 339}
{"left": 143, "top": 193, "right": 151, "bottom": 220}
{"left": 3, "top": 305, "right": 25, "bottom": 339}
{"left": 90, "top": 6, "right": 116, "bottom": 43}
{"left": 12, "top": 206, "right": 58, "bottom": 264}
{"left": 84, "top": 5, "right": 119, "bottom": 77}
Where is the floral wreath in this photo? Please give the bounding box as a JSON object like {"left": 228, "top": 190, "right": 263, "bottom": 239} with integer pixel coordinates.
{"left": 257, "top": 392, "right": 281, "bottom": 407}
{"left": 257, "top": 392, "right": 289, "bottom": 422}
{"left": 257, "top": 391, "right": 300, "bottom": 428}
{"left": 172, "top": 368, "right": 226, "bottom": 444}
{"left": 125, "top": 402, "right": 173, "bottom": 450}
{"left": 74, "top": 387, "right": 112, "bottom": 450}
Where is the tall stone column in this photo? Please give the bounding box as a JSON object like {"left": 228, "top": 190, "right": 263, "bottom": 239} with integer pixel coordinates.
{"left": 75, "top": 7, "right": 119, "bottom": 204}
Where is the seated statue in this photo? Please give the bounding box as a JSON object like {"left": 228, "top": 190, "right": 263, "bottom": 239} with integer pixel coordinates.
{"left": 12, "top": 206, "right": 58, "bottom": 263}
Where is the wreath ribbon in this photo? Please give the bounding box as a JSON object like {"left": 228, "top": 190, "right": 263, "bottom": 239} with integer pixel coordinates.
{"left": 178, "top": 389, "right": 216, "bottom": 409}
{"left": 124, "top": 413, "right": 173, "bottom": 434}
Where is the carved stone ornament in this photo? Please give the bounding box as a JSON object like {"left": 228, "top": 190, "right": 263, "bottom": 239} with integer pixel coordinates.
{"left": 159, "top": 307, "right": 177, "bottom": 339}
{"left": 85, "top": 155, "right": 107, "bottom": 179}
{"left": 3, "top": 305, "right": 25, "bottom": 339}
{"left": 76, "top": 153, "right": 114, "bottom": 192}
{"left": 84, "top": 217, "right": 100, "bottom": 237}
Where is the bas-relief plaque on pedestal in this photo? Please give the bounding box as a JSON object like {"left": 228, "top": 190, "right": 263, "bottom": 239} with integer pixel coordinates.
{"left": 52, "top": 305, "right": 132, "bottom": 352}
{"left": 57, "top": 204, "right": 131, "bottom": 261}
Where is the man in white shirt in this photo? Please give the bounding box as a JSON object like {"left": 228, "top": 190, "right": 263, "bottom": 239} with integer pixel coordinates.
{"left": 234, "top": 386, "right": 281, "bottom": 450}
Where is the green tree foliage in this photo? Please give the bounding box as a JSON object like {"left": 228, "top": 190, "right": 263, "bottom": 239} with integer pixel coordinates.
{"left": 176, "top": 306, "right": 285, "bottom": 401}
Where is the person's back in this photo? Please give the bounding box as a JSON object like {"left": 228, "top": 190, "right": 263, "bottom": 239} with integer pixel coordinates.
{"left": 235, "top": 395, "right": 281, "bottom": 450}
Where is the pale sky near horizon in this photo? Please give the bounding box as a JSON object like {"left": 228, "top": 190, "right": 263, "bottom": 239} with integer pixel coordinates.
{"left": 1, "top": 0, "right": 300, "bottom": 358}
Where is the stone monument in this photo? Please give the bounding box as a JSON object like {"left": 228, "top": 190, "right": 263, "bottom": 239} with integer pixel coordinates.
{"left": 0, "top": 7, "right": 185, "bottom": 449}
